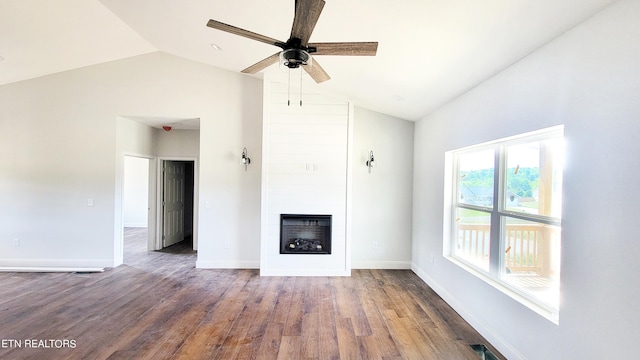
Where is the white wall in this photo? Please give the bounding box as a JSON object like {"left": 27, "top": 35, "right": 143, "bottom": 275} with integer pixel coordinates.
{"left": 352, "top": 107, "right": 414, "bottom": 269}
{"left": 412, "top": 0, "right": 640, "bottom": 358}
{"left": 195, "top": 64, "right": 263, "bottom": 269}
{"left": 155, "top": 128, "right": 200, "bottom": 157}
{"left": 123, "top": 156, "right": 149, "bottom": 227}
{"left": 0, "top": 52, "right": 262, "bottom": 269}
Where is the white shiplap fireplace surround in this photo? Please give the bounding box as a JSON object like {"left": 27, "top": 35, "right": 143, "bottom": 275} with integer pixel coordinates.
{"left": 260, "top": 80, "right": 352, "bottom": 276}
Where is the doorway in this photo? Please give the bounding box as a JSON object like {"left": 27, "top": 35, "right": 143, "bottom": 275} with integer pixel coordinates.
{"left": 122, "top": 155, "right": 152, "bottom": 264}
{"left": 160, "top": 160, "right": 195, "bottom": 249}
{"left": 122, "top": 156, "right": 197, "bottom": 266}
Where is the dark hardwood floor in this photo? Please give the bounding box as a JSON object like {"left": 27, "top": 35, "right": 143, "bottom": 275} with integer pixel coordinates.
{"left": 0, "top": 228, "right": 504, "bottom": 359}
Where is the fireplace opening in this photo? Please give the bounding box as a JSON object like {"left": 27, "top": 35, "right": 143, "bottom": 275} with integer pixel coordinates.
{"left": 280, "top": 214, "right": 332, "bottom": 254}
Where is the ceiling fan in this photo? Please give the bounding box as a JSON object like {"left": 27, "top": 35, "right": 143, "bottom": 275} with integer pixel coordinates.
{"left": 206, "top": 0, "right": 378, "bottom": 83}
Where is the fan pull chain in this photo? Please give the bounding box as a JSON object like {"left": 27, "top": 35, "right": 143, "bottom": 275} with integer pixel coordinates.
{"left": 287, "top": 69, "right": 291, "bottom": 106}
{"left": 299, "top": 66, "right": 303, "bottom": 106}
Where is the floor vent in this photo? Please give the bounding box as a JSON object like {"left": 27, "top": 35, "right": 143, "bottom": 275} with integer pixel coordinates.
{"left": 470, "top": 344, "right": 499, "bottom": 360}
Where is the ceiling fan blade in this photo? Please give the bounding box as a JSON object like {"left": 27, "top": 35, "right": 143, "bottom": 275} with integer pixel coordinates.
{"left": 303, "top": 57, "right": 330, "bottom": 83}
{"left": 241, "top": 53, "right": 281, "bottom": 74}
{"left": 207, "top": 19, "right": 283, "bottom": 47}
{"left": 290, "top": 0, "right": 325, "bottom": 45}
{"left": 309, "top": 42, "right": 378, "bottom": 56}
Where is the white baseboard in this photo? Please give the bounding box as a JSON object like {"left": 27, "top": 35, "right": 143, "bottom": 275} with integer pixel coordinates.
{"left": 410, "top": 262, "right": 524, "bottom": 360}
{"left": 123, "top": 223, "right": 147, "bottom": 228}
{"left": 0, "top": 258, "right": 112, "bottom": 270}
{"left": 259, "top": 268, "right": 350, "bottom": 276}
{"left": 195, "top": 259, "right": 411, "bottom": 274}
{"left": 196, "top": 260, "right": 350, "bottom": 276}
{"left": 195, "top": 260, "right": 260, "bottom": 269}
{"left": 352, "top": 260, "right": 412, "bottom": 269}
{"left": 0, "top": 267, "right": 104, "bottom": 273}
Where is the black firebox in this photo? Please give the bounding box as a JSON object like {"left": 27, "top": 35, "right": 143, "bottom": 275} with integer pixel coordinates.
{"left": 280, "top": 214, "right": 332, "bottom": 254}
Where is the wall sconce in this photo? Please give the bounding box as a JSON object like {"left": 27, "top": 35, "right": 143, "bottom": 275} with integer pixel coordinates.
{"left": 366, "top": 150, "right": 375, "bottom": 173}
{"left": 241, "top": 147, "right": 251, "bottom": 170}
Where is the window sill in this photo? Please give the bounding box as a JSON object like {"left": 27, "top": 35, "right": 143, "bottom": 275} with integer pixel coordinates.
{"left": 445, "top": 256, "right": 559, "bottom": 325}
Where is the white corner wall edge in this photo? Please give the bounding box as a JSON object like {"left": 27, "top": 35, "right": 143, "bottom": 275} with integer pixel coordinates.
{"left": 411, "top": 262, "right": 525, "bottom": 360}
{"left": 352, "top": 261, "right": 412, "bottom": 269}
{"left": 344, "top": 102, "right": 355, "bottom": 274}
{"left": 196, "top": 260, "right": 260, "bottom": 269}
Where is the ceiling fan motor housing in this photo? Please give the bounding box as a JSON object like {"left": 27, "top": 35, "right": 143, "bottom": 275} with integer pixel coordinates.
{"left": 280, "top": 48, "right": 312, "bottom": 68}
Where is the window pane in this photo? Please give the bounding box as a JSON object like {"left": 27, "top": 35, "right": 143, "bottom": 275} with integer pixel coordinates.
{"left": 454, "top": 208, "right": 491, "bottom": 271}
{"left": 504, "top": 137, "right": 563, "bottom": 217}
{"left": 458, "top": 149, "right": 494, "bottom": 208}
{"left": 501, "top": 216, "right": 560, "bottom": 309}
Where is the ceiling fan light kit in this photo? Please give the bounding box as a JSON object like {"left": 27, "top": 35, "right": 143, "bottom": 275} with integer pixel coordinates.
{"left": 206, "top": 0, "right": 378, "bottom": 84}
{"left": 280, "top": 48, "right": 311, "bottom": 68}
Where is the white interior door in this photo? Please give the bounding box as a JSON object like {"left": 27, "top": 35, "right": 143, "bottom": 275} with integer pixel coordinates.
{"left": 162, "top": 160, "right": 185, "bottom": 248}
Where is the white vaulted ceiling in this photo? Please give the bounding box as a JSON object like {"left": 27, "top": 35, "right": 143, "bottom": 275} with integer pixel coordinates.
{"left": 0, "top": 0, "right": 616, "bottom": 121}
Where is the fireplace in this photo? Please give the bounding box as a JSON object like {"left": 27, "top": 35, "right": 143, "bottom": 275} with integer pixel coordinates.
{"left": 280, "top": 214, "right": 332, "bottom": 254}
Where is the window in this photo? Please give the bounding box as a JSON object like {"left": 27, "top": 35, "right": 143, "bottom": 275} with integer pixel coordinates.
{"left": 447, "top": 126, "right": 564, "bottom": 321}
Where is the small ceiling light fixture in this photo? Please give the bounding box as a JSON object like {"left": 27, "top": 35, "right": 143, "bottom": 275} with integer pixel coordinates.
{"left": 366, "top": 150, "right": 375, "bottom": 173}
{"left": 241, "top": 147, "right": 251, "bottom": 170}
{"left": 280, "top": 48, "right": 311, "bottom": 69}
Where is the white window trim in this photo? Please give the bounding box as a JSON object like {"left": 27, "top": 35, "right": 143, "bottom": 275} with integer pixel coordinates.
{"left": 443, "top": 125, "right": 564, "bottom": 324}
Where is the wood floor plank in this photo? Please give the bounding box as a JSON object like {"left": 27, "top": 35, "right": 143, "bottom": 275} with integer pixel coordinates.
{"left": 93, "top": 269, "right": 221, "bottom": 359}
{"left": 356, "top": 271, "right": 403, "bottom": 359}
{"left": 253, "top": 322, "right": 283, "bottom": 360}
{"left": 317, "top": 276, "right": 341, "bottom": 360}
{"left": 299, "top": 278, "right": 320, "bottom": 359}
{"left": 173, "top": 271, "right": 254, "bottom": 359}
{"left": 237, "top": 276, "right": 284, "bottom": 359}
{"left": 276, "top": 336, "right": 302, "bottom": 360}
{"left": 334, "top": 275, "right": 373, "bottom": 337}
{"left": 282, "top": 277, "right": 305, "bottom": 337}
{"left": 359, "top": 295, "right": 403, "bottom": 359}
{"left": 356, "top": 335, "right": 386, "bottom": 360}
{"left": 381, "top": 309, "right": 429, "bottom": 360}
{"left": 397, "top": 314, "right": 439, "bottom": 358}
{"left": 0, "top": 228, "right": 505, "bottom": 360}
{"left": 142, "top": 272, "right": 228, "bottom": 359}
{"left": 336, "top": 316, "right": 361, "bottom": 360}
{"left": 271, "top": 277, "right": 296, "bottom": 325}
